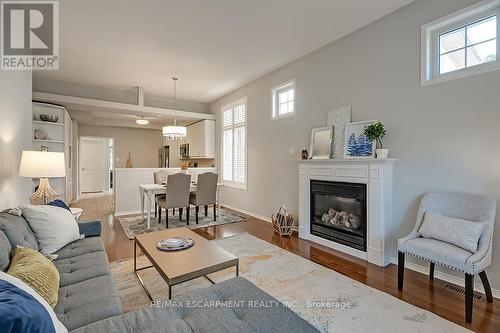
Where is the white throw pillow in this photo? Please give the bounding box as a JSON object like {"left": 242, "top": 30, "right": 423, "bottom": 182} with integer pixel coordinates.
{"left": 0, "top": 271, "right": 68, "bottom": 333}
{"left": 418, "top": 212, "right": 485, "bottom": 253}
{"left": 20, "top": 204, "right": 80, "bottom": 255}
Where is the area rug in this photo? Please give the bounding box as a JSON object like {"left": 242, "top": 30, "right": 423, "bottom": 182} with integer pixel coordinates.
{"left": 109, "top": 234, "right": 469, "bottom": 333}
{"left": 118, "top": 208, "right": 245, "bottom": 239}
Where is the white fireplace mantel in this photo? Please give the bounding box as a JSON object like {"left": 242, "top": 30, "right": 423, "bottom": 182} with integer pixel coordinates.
{"left": 298, "top": 158, "right": 397, "bottom": 266}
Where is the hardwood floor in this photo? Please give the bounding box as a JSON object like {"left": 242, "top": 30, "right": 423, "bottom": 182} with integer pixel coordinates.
{"left": 71, "top": 194, "right": 499, "bottom": 332}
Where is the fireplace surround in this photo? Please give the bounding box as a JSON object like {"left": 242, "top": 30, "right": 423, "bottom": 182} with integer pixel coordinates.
{"left": 299, "top": 158, "right": 397, "bottom": 266}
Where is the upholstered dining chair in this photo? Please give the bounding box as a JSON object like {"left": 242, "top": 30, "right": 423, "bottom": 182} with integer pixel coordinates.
{"left": 190, "top": 172, "right": 218, "bottom": 224}
{"left": 156, "top": 173, "right": 191, "bottom": 228}
{"left": 153, "top": 170, "right": 170, "bottom": 218}
{"left": 398, "top": 191, "right": 496, "bottom": 324}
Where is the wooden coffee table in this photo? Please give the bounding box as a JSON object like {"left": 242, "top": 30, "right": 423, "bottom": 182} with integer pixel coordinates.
{"left": 134, "top": 227, "right": 239, "bottom": 300}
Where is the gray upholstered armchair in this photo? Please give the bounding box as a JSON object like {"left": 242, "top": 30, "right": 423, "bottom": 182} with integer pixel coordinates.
{"left": 398, "top": 191, "right": 496, "bottom": 324}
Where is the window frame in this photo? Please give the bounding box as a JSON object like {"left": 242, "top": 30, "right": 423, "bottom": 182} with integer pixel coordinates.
{"left": 221, "top": 97, "right": 248, "bottom": 190}
{"left": 421, "top": 0, "right": 500, "bottom": 86}
{"left": 271, "top": 79, "right": 295, "bottom": 120}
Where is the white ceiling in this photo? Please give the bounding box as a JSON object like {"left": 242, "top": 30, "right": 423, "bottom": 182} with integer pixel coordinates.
{"left": 35, "top": 0, "right": 414, "bottom": 104}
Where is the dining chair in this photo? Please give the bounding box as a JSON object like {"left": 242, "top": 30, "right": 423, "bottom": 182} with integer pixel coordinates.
{"left": 156, "top": 173, "right": 191, "bottom": 228}
{"left": 398, "top": 191, "right": 496, "bottom": 324}
{"left": 153, "top": 170, "right": 169, "bottom": 218}
{"left": 190, "top": 172, "right": 218, "bottom": 224}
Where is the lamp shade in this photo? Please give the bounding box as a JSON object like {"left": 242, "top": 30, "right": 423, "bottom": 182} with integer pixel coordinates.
{"left": 19, "top": 151, "right": 66, "bottom": 178}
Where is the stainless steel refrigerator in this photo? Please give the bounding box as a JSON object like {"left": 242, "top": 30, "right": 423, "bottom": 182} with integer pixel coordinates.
{"left": 159, "top": 146, "right": 170, "bottom": 167}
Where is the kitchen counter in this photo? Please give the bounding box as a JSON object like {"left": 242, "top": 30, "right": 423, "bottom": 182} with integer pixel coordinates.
{"left": 114, "top": 167, "right": 218, "bottom": 216}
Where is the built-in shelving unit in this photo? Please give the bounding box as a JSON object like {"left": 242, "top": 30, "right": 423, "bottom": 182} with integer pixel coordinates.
{"left": 32, "top": 101, "right": 73, "bottom": 203}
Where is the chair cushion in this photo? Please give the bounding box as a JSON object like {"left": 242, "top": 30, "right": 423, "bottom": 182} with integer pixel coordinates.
{"left": 0, "top": 230, "right": 11, "bottom": 271}
{"left": 418, "top": 212, "right": 485, "bottom": 253}
{"left": 0, "top": 210, "right": 39, "bottom": 251}
{"left": 400, "top": 238, "right": 475, "bottom": 273}
{"left": 7, "top": 246, "right": 60, "bottom": 308}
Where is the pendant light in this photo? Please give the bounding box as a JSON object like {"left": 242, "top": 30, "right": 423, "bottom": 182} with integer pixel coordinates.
{"left": 162, "top": 77, "right": 187, "bottom": 140}
{"left": 136, "top": 116, "right": 149, "bottom": 125}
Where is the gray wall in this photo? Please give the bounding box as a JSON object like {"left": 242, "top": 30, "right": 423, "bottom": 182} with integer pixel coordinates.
{"left": 210, "top": 0, "right": 500, "bottom": 288}
{"left": 0, "top": 71, "right": 33, "bottom": 209}
{"left": 78, "top": 125, "right": 164, "bottom": 168}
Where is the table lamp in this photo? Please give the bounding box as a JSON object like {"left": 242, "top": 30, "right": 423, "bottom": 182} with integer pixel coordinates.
{"left": 19, "top": 151, "right": 66, "bottom": 205}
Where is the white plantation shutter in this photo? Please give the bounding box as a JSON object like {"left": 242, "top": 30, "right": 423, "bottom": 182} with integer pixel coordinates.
{"left": 222, "top": 99, "right": 247, "bottom": 188}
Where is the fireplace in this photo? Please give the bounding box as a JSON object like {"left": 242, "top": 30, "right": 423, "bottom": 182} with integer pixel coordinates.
{"left": 310, "top": 180, "right": 367, "bottom": 251}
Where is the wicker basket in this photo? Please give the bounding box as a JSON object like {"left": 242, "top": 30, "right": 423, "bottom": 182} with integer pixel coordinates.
{"left": 272, "top": 206, "right": 295, "bottom": 237}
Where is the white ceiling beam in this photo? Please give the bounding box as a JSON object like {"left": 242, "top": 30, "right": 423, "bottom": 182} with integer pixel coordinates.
{"left": 32, "top": 91, "right": 215, "bottom": 121}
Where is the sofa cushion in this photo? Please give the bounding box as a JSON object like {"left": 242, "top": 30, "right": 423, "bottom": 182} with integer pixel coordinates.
{"left": 0, "top": 210, "right": 39, "bottom": 251}
{"left": 0, "top": 230, "right": 11, "bottom": 271}
{"left": 7, "top": 246, "right": 60, "bottom": 308}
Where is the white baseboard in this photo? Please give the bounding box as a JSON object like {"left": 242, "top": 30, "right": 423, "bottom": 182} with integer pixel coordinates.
{"left": 221, "top": 204, "right": 272, "bottom": 223}
{"left": 391, "top": 257, "right": 500, "bottom": 299}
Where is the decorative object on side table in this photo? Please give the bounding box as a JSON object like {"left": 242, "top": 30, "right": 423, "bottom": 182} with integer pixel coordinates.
{"left": 309, "top": 127, "right": 333, "bottom": 159}
{"left": 344, "top": 121, "right": 376, "bottom": 158}
{"left": 19, "top": 151, "right": 66, "bottom": 205}
{"left": 364, "top": 121, "right": 388, "bottom": 159}
{"left": 272, "top": 206, "right": 295, "bottom": 236}
{"left": 126, "top": 152, "right": 133, "bottom": 168}
{"left": 156, "top": 237, "right": 195, "bottom": 251}
{"left": 327, "top": 105, "right": 352, "bottom": 158}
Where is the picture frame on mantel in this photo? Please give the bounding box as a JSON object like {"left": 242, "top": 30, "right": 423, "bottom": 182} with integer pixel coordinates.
{"left": 344, "top": 120, "right": 376, "bottom": 158}
{"left": 327, "top": 105, "right": 352, "bottom": 158}
{"left": 309, "top": 127, "right": 333, "bottom": 159}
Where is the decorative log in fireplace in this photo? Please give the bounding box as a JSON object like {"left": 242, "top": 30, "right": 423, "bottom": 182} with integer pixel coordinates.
{"left": 310, "top": 180, "right": 367, "bottom": 251}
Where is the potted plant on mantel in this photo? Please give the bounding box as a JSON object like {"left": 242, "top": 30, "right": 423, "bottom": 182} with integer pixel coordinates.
{"left": 364, "top": 122, "right": 388, "bottom": 159}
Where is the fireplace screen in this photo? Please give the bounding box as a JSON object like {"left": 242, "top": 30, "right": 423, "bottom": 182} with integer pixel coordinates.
{"left": 310, "top": 180, "right": 367, "bottom": 251}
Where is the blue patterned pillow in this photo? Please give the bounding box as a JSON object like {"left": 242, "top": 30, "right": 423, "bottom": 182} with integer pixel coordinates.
{"left": 46, "top": 200, "right": 71, "bottom": 212}
{"left": 418, "top": 212, "right": 485, "bottom": 253}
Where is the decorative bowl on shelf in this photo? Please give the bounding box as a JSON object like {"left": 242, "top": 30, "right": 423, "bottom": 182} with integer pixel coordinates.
{"left": 40, "top": 114, "right": 59, "bottom": 123}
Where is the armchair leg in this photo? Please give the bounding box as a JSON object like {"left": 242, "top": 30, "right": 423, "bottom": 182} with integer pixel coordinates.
{"left": 204, "top": 205, "right": 208, "bottom": 217}
{"left": 213, "top": 204, "right": 217, "bottom": 222}
{"left": 429, "top": 262, "right": 435, "bottom": 281}
{"left": 195, "top": 206, "right": 199, "bottom": 224}
{"left": 155, "top": 203, "right": 157, "bottom": 218}
{"left": 166, "top": 210, "right": 169, "bottom": 229}
{"left": 398, "top": 251, "right": 405, "bottom": 291}
{"left": 465, "top": 273, "right": 474, "bottom": 324}
{"left": 186, "top": 206, "right": 190, "bottom": 225}
{"left": 179, "top": 207, "right": 183, "bottom": 221}
{"left": 479, "top": 271, "right": 493, "bottom": 303}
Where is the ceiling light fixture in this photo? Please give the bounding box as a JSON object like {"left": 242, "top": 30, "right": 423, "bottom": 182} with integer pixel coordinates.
{"left": 136, "top": 116, "right": 149, "bottom": 125}
{"left": 162, "top": 77, "right": 187, "bottom": 140}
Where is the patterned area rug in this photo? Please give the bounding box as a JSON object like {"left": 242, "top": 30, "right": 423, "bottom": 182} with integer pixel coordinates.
{"left": 118, "top": 208, "right": 245, "bottom": 239}
{"left": 109, "top": 234, "right": 469, "bottom": 333}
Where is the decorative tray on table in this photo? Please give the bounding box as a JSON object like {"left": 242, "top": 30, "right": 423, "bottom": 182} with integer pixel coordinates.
{"left": 156, "top": 237, "right": 195, "bottom": 251}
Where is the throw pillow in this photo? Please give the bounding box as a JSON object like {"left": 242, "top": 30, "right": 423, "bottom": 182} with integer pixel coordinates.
{"left": 46, "top": 200, "right": 71, "bottom": 212}
{"left": 7, "top": 246, "right": 60, "bottom": 308}
{"left": 418, "top": 212, "right": 485, "bottom": 253}
{"left": 0, "top": 230, "right": 11, "bottom": 271}
{"left": 20, "top": 205, "right": 80, "bottom": 255}
{"left": 0, "top": 271, "right": 67, "bottom": 333}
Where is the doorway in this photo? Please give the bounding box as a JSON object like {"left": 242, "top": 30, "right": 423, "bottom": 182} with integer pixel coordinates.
{"left": 80, "top": 136, "right": 113, "bottom": 194}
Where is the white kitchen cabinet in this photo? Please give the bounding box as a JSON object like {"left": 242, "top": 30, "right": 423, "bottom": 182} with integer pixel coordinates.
{"left": 186, "top": 120, "right": 215, "bottom": 158}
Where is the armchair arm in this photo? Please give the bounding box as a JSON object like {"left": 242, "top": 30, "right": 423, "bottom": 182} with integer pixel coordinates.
{"left": 78, "top": 220, "right": 102, "bottom": 237}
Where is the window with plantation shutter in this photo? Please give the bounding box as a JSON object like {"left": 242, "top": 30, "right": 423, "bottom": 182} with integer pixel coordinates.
{"left": 222, "top": 98, "right": 247, "bottom": 189}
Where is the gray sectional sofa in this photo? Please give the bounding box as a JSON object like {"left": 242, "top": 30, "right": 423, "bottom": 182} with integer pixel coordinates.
{"left": 0, "top": 210, "right": 318, "bottom": 333}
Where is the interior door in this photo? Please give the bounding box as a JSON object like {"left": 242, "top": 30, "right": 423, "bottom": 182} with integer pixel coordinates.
{"left": 80, "top": 138, "right": 105, "bottom": 193}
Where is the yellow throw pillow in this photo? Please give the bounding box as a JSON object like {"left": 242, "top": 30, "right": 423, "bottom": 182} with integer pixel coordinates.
{"left": 7, "top": 245, "right": 60, "bottom": 308}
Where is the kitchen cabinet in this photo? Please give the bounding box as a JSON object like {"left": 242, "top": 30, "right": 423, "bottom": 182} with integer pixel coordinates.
{"left": 186, "top": 120, "right": 215, "bottom": 158}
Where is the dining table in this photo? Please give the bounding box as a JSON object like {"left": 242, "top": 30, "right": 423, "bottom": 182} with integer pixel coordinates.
{"left": 139, "top": 182, "right": 223, "bottom": 230}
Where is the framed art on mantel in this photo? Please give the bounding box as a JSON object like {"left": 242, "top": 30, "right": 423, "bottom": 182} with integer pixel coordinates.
{"left": 344, "top": 120, "right": 376, "bottom": 158}
{"left": 327, "top": 105, "right": 352, "bottom": 158}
